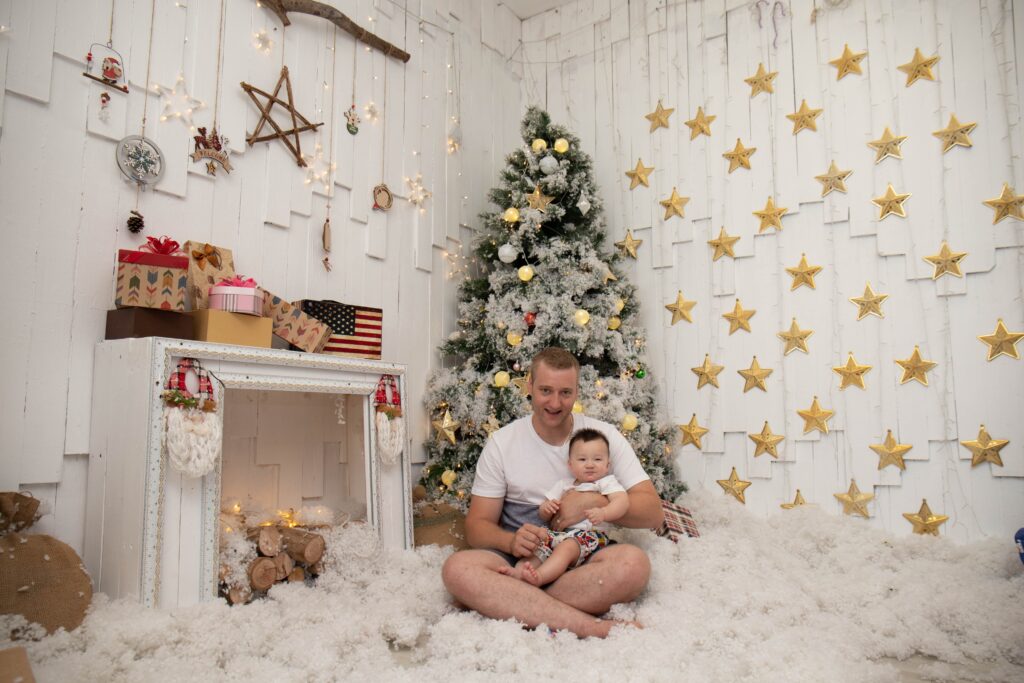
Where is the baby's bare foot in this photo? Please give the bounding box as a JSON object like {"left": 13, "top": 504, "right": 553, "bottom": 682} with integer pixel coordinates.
{"left": 496, "top": 565, "right": 521, "bottom": 580}
{"left": 520, "top": 562, "right": 543, "bottom": 586}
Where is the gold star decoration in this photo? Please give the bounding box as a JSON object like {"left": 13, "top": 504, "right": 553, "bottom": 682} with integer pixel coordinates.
{"left": 754, "top": 197, "right": 788, "bottom": 233}
{"left": 526, "top": 185, "right": 554, "bottom": 212}
{"left": 833, "top": 352, "right": 872, "bottom": 390}
{"left": 625, "top": 158, "right": 655, "bottom": 190}
{"left": 932, "top": 114, "right": 976, "bottom": 153}
{"left": 903, "top": 500, "right": 949, "bottom": 536}
{"left": 923, "top": 241, "right": 967, "bottom": 279}
{"left": 778, "top": 318, "right": 813, "bottom": 355}
{"left": 679, "top": 414, "right": 709, "bottom": 449}
{"left": 780, "top": 489, "right": 808, "bottom": 509}
{"left": 708, "top": 226, "right": 740, "bottom": 261}
{"left": 716, "top": 467, "right": 752, "bottom": 504}
{"left": 723, "top": 298, "right": 756, "bottom": 334}
{"left": 978, "top": 319, "right": 1024, "bottom": 360}
{"left": 749, "top": 421, "right": 785, "bottom": 458}
{"left": 869, "top": 429, "right": 912, "bottom": 471}
{"left": 481, "top": 415, "right": 502, "bottom": 438}
{"left": 722, "top": 138, "right": 756, "bottom": 173}
{"left": 815, "top": 160, "right": 853, "bottom": 196}
{"left": 786, "top": 99, "right": 823, "bottom": 134}
{"left": 982, "top": 183, "right": 1024, "bottom": 224}
{"left": 511, "top": 374, "right": 530, "bottom": 397}
{"left": 744, "top": 62, "right": 778, "bottom": 97}
{"left": 684, "top": 106, "right": 715, "bottom": 139}
{"left": 665, "top": 290, "right": 697, "bottom": 325}
{"left": 850, "top": 282, "right": 888, "bottom": 320}
{"left": 797, "top": 396, "right": 834, "bottom": 434}
{"left": 602, "top": 267, "right": 618, "bottom": 285}
{"left": 645, "top": 99, "right": 674, "bottom": 132}
{"left": 738, "top": 356, "right": 772, "bottom": 393}
{"left": 691, "top": 354, "right": 724, "bottom": 389}
{"left": 867, "top": 127, "right": 908, "bottom": 163}
{"left": 897, "top": 48, "right": 939, "bottom": 86}
{"left": 960, "top": 425, "right": 1008, "bottom": 467}
{"left": 786, "top": 253, "right": 823, "bottom": 290}
{"left": 615, "top": 229, "right": 644, "bottom": 259}
{"left": 431, "top": 409, "right": 460, "bottom": 445}
{"left": 895, "top": 346, "right": 937, "bottom": 385}
{"left": 834, "top": 480, "right": 874, "bottom": 518}
{"left": 872, "top": 184, "right": 912, "bottom": 219}
{"left": 829, "top": 44, "right": 867, "bottom": 80}
{"left": 660, "top": 187, "right": 690, "bottom": 220}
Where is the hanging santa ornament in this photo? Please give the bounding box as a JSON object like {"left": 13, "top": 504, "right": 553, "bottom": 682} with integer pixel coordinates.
{"left": 345, "top": 105, "right": 360, "bottom": 135}
{"left": 498, "top": 243, "right": 518, "bottom": 263}
{"left": 162, "top": 358, "right": 222, "bottom": 478}
{"left": 83, "top": 43, "right": 129, "bottom": 93}
{"left": 553, "top": 138, "right": 570, "bottom": 154}
{"left": 531, "top": 138, "right": 547, "bottom": 153}
{"left": 98, "top": 92, "right": 111, "bottom": 122}
{"left": 373, "top": 374, "right": 405, "bottom": 466}
{"left": 576, "top": 192, "right": 592, "bottom": 216}
{"left": 539, "top": 155, "right": 559, "bottom": 175}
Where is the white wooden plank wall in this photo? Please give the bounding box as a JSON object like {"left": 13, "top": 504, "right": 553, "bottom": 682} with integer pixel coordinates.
{"left": 0, "top": 0, "right": 523, "bottom": 554}
{"left": 522, "top": 0, "right": 1023, "bottom": 541}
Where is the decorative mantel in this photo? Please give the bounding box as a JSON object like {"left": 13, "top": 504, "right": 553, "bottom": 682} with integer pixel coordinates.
{"left": 85, "top": 337, "right": 411, "bottom": 609}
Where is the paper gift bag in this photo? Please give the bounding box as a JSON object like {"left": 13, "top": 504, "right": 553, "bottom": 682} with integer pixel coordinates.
{"left": 183, "top": 241, "right": 235, "bottom": 310}
{"left": 297, "top": 300, "right": 383, "bottom": 359}
{"left": 260, "top": 289, "right": 332, "bottom": 353}
{"left": 114, "top": 236, "right": 188, "bottom": 311}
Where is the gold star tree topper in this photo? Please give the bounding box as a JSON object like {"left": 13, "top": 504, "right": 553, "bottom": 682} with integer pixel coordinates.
{"left": 872, "top": 184, "right": 912, "bottom": 220}
{"left": 895, "top": 346, "right": 937, "bottom": 385}
{"left": 615, "top": 229, "right": 643, "bottom": 259}
{"left": 679, "top": 414, "right": 709, "bottom": 449}
{"left": 431, "top": 409, "right": 460, "bottom": 445}
{"left": 923, "top": 241, "right": 967, "bottom": 279}
{"left": 867, "top": 127, "right": 907, "bottom": 163}
{"left": 780, "top": 490, "right": 808, "bottom": 509}
{"left": 778, "top": 318, "right": 813, "bottom": 355}
{"left": 754, "top": 197, "right": 788, "bottom": 232}
{"left": 738, "top": 356, "right": 772, "bottom": 393}
{"left": 708, "top": 227, "right": 740, "bottom": 260}
{"left": 833, "top": 352, "right": 872, "bottom": 390}
{"left": 829, "top": 44, "right": 867, "bottom": 80}
{"left": 786, "top": 253, "right": 823, "bottom": 290}
{"left": 685, "top": 107, "right": 715, "bottom": 139}
{"left": 850, "top": 282, "right": 888, "bottom": 320}
{"left": 978, "top": 319, "right": 1024, "bottom": 360}
{"left": 897, "top": 48, "right": 940, "bottom": 86}
{"left": 903, "top": 500, "right": 949, "bottom": 536}
{"left": 717, "top": 467, "right": 752, "bottom": 504}
{"left": 815, "top": 161, "right": 853, "bottom": 196}
{"left": 932, "top": 114, "right": 976, "bottom": 153}
{"left": 660, "top": 187, "right": 690, "bottom": 220}
{"left": 692, "top": 354, "right": 725, "bottom": 389}
{"left": 749, "top": 421, "right": 784, "bottom": 458}
{"left": 722, "top": 138, "right": 756, "bottom": 173}
{"left": 744, "top": 63, "right": 778, "bottom": 97}
{"left": 526, "top": 185, "right": 554, "bottom": 212}
{"left": 645, "top": 100, "right": 674, "bottom": 132}
{"left": 786, "top": 99, "right": 823, "bottom": 134}
{"left": 982, "top": 183, "right": 1024, "bottom": 224}
{"left": 870, "top": 429, "right": 912, "bottom": 471}
{"left": 625, "top": 158, "right": 654, "bottom": 190}
{"left": 665, "top": 290, "right": 697, "bottom": 325}
{"left": 834, "top": 480, "right": 874, "bottom": 518}
{"left": 960, "top": 425, "right": 1009, "bottom": 467}
{"left": 723, "top": 298, "right": 756, "bottom": 334}
{"left": 798, "top": 396, "right": 834, "bottom": 434}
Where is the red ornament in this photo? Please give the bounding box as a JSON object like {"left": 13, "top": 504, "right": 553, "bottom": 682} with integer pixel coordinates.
{"left": 524, "top": 311, "right": 537, "bottom": 327}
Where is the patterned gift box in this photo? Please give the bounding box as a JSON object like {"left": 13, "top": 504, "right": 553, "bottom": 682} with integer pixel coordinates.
{"left": 297, "top": 300, "right": 383, "bottom": 360}
{"left": 183, "top": 241, "right": 235, "bottom": 310}
{"left": 260, "top": 289, "right": 333, "bottom": 353}
{"left": 114, "top": 240, "right": 188, "bottom": 311}
{"left": 209, "top": 276, "right": 263, "bottom": 316}
{"left": 656, "top": 500, "right": 700, "bottom": 542}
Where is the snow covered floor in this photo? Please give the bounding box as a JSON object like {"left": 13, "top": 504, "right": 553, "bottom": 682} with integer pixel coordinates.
{"left": 9, "top": 491, "right": 1024, "bottom": 682}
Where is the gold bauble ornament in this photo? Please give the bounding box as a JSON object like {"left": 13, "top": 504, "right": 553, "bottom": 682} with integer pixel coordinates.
{"left": 621, "top": 413, "right": 639, "bottom": 431}
{"left": 493, "top": 370, "right": 511, "bottom": 388}
{"left": 607, "top": 316, "right": 621, "bottom": 330}
{"left": 503, "top": 207, "right": 520, "bottom": 223}
{"left": 572, "top": 401, "right": 584, "bottom": 414}
{"left": 614, "top": 298, "right": 626, "bottom": 313}
{"left": 553, "top": 138, "right": 569, "bottom": 153}
{"left": 506, "top": 332, "right": 523, "bottom": 346}
{"left": 517, "top": 265, "right": 535, "bottom": 282}
{"left": 441, "top": 469, "right": 457, "bottom": 487}
{"left": 573, "top": 309, "right": 591, "bottom": 326}
{"left": 531, "top": 138, "right": 547, "bottom": 153}
{"left": 496, "top": 321, "right": 506, "bottom": 330}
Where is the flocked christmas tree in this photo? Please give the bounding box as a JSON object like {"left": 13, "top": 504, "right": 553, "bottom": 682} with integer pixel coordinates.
{"left": 421, "top": 107, "right": 685, "bottom": 505}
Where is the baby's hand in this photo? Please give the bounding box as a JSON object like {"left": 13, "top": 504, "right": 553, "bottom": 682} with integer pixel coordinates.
{"left": 539, "top": 499, "right": 560, "bottom": 517}
{"left": 584, "top": 507, "right": 605, "bottom": 524}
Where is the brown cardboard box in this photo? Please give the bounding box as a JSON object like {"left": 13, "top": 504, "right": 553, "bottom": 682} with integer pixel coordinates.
{"left": 260, "top": 289, "right": 332, "bottom": 352}
{"left": 105, "top": 307, "right": 195, "bottom": 341}
{"left": 188, "top": 309, "right": 272, "bottom": 348}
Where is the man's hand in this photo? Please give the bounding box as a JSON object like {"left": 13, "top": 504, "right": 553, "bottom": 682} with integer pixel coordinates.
{"left": 510, "top": 523, "right": 547, "bottom": 558}
{"left": 584, "top": 507, "right": 607, "bottom": 525}
{"left": 552, "top": 490, "right": 608, "bottom": 531}
{"left": 539, "top": 499, "right": 560, "bottom": 519}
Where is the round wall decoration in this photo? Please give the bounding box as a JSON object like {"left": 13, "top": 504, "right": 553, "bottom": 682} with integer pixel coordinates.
{"left": 116, "top": 135, "right": 165, "bottom": 187}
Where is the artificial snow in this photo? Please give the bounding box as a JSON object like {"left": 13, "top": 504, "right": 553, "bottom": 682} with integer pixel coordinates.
{"left": 7, "top": 490, "right": 1023, "bottom": 682}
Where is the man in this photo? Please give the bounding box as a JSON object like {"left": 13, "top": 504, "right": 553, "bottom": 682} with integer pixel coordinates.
{"left": 441, "top": 347, "right": 665, "bottom": 637}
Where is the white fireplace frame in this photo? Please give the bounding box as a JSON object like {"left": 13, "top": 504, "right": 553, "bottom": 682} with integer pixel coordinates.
{"left": 86, "top": 337, "right": 411, "bottom": 608}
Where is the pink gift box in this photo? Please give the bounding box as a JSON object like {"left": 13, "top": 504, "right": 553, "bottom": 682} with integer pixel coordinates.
{"left": 209, "top": 285, "right": 264, "bottom": 316}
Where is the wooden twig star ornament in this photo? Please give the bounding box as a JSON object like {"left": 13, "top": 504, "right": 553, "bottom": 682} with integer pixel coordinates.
{"left": 241, "top": 67, "right": 323, "bottom": 167}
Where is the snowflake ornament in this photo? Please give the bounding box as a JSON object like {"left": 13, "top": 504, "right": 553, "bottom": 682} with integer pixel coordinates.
{"left": 115, "top": 135, "right": 165, "bottom": 187}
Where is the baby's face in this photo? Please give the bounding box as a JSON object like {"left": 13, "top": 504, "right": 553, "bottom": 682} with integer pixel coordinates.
{"left": 568, "top": 439, "right": 610, "bottom": 483}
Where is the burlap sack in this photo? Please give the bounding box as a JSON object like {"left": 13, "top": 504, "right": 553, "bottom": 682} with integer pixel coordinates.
{"left": 413, "top": 502, "right": 469, "bottom": 551}
{"left": 0, "top": 492, "right": 40, "bottom": 534}
{"left": 0, "top": 646, "right": 36, "bottom": 682}
{"left": 0, "top": 534, "right": 92, "bottom": 637}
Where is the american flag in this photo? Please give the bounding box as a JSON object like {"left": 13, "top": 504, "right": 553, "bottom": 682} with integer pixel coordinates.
{"left": 303, "top": 301, "right": 383, "bottom": 359}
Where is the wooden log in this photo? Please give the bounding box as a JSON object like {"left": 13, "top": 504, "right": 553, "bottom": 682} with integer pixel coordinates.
{"left": 309, "top": 561, "right": 324, "bottom": 576}
{"left": 246, "top": 525, "right": 283, "bottom": 556}
{"left": 248, "top": 556, "right": 277, "bottom": 591}
{"left": 227, "top": 585, "right": 251, "bottom": 605}
{"left": 273, "top": 552, "right": 295, "bottom": 581}
{"left": 279, "top": 527, "right": 325, "bottom": 565}
{"left": 287, "top": 567, "right": 305, "bottom": 583}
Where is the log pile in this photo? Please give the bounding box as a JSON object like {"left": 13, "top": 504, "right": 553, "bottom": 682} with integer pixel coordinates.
{"left": 220, "top": 523, "right": 327, "bottom": 605}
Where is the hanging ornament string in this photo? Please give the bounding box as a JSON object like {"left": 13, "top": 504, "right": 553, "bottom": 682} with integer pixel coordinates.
{"left": 107, "top": 0, "right": 115, "bottom": 46}
{"left": 212, "top": 0, "right": 226, "bottom": 127}
{"left": 380, "top": 61, "right": 387, "bottom": 180}
{"left": 131, "top": 0, "right": 159, "bottom": 213}
{"left": 322, "top": 26, "right": 338, "bottom": 270}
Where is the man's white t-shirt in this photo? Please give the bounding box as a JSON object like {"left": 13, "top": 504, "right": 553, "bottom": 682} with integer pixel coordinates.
{"left": 544, "top": 474, "right": 626, "bottom": 532}
{"left": 471, "top": 414, "right": 649, "bottom": 531}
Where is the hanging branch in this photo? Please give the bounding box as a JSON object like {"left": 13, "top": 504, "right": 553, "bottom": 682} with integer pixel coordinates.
{"left": 257, "top": 0, "right": 411, "bottom": 63}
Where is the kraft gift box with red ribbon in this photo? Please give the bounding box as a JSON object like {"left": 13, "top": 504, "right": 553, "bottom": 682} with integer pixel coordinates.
{"left": 114, "top": 236, "right": 189, "bottom": 311}
{"left": 183, "top": 240, "right": 235, "bottom": 310}
{"left": 209, "top": 275, "right": 264, "bottom": 316}
{"left": 260, "top": 289, "right": 333, "bottom": 353}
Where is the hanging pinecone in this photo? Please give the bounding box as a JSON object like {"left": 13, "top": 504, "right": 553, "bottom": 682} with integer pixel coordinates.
{"left": 127, "top": 210, "right": 145, "bottom": 234}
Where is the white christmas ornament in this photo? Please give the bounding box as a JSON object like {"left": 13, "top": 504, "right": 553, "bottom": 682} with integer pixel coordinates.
{"left": 539, "top": 155, "right": 559, "bottom": 175}
{"left": 577, "top": 193, "right": 592, "bottom": 215}
{"left": 498, "top": 243, "right": 518, "bottom": 263}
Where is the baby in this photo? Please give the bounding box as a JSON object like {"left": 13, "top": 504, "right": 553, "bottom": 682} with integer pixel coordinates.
{"left": 500, "top": 428, "right": 629, "bottom": 586}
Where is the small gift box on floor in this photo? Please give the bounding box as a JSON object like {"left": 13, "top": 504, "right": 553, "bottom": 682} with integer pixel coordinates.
{"left": 114, "top": 236, "right": 188, "bottom": 311}
{"left": 261, "top": 290, "right": 332, "bottom": 353}
{"left": 656, "top": 499, "right": 700, "bottom": 542}
{"left": 297, "top": 299, "right": 383, "bottom": 359}
{"left": 183, "top": 240, "right": 235, "bottom": 310}
{"left": 209, "top": 275, "right": 263, "bottom": 316}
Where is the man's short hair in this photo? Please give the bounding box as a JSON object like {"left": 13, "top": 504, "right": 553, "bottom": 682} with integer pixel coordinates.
{"left": 569, "top": 427, "right": 609, "bottom": 453}
{"left": 531, "top": 347, "right": 580, "bottom": 374}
